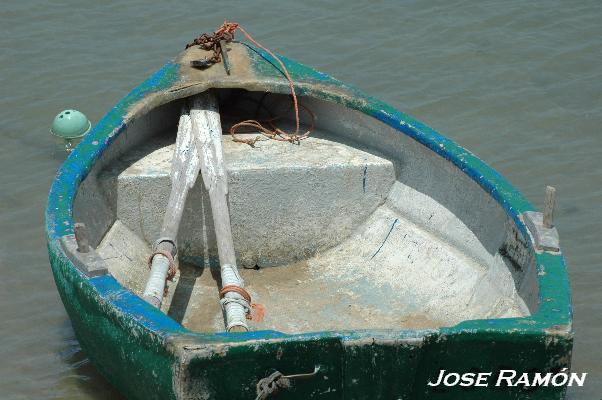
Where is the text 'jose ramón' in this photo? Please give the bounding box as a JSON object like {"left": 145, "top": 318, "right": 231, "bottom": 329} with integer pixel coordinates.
{"left": 428, "top": 369, "right": 586, "bottom": 388}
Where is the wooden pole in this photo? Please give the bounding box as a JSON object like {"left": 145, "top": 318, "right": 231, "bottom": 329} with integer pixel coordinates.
{"left": 190, "top": 91, "right": 250, "bottom": 332}
{"left": 143, "top": 109, "right": 199, "bottom": 308}
{"left": 74, "top": 223, "right": 90, "bottom": 253}
{"left": 543, "top": 186, "right": 556, "bottom": 228}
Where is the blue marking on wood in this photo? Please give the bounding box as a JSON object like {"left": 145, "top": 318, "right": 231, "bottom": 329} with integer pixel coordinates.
{"left": 370, "top": 108, "right": 531, "bottom": 238}
{"left": 371, "top": 218, "right": 399, "bottom": 259}
{"left": 362, "top": 164, "right": 367, "bottom": 193}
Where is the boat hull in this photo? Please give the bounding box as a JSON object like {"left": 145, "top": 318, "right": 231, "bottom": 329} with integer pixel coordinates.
{"left": 46, "top": 43, "right": 572, "bottom": 399}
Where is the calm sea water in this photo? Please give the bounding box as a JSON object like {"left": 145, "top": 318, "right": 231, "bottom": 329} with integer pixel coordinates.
{"left": 1, "top": 1, "right": 600, "bottom": 398}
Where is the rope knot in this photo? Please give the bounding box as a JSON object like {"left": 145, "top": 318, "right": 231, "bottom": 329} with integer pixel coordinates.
{"left": 255, "top": 371, "right": 290, "bottom": 400}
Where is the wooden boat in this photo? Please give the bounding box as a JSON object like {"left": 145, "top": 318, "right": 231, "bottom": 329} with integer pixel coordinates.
{"left": 46, "top": 38, "right": 572, "bottom": 399}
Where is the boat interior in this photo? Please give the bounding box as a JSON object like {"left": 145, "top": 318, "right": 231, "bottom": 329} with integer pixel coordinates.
{"left": 73, "top": 89, "right": 539, "bottom": 334}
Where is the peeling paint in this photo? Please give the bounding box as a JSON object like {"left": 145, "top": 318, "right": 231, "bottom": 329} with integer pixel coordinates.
{"left": 45, "top": 42, "right": 572, "bottom": 399}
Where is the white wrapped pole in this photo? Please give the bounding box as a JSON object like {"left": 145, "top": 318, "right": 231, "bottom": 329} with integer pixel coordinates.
{"left": 190, "top": 92, "right": 250, "bottom": 332}
{"left": 143, "top": 254, "right": 171, "bottom": 307}
{"left": 143, "top": 110, "right": 199, "bottom": 307}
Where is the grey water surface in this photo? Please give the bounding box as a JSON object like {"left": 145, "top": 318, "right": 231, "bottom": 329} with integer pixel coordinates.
{"left": 1, "top": 1, "right": 600, "bottom": 398}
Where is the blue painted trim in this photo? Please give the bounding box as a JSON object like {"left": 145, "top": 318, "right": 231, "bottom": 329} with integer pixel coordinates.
{"left": 91, "top": 274, "right": 186, "bottom": 336}
{"left": 373, "top": 108, "right": 531, "bottom": 235}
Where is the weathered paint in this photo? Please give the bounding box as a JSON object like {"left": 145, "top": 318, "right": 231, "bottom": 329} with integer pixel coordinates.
{"left": 190, "top": 92, "right": 250, "bottom": 332}
{"left": 142, "top": 109, "right": 195, "bottom": 307}
{"left": 46, "top": 42, "right": 572, "bottom": 399}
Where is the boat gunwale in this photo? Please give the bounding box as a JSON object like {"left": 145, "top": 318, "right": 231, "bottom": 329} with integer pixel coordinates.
{"left": 45, "top": 46, "right": 572, "bottom": 350}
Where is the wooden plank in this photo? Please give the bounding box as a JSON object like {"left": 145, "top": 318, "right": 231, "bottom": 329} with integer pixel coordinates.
{"left": 143, "top": 109, "right": 198, "bottom": 307}
{"left": 190, "top": 93, "right": 236, "bottom": 267}
{"left": 160, "top": 110, "right": 199, "bottom": 240}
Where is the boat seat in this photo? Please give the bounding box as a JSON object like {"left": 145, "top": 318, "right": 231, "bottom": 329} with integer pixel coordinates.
{"left": 98, "top": 132, "right": 395, "bottom": 267}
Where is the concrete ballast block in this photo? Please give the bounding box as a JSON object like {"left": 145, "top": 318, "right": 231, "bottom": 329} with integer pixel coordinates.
{"left": 100, "top": 134, "right": 395, "bottom": 267}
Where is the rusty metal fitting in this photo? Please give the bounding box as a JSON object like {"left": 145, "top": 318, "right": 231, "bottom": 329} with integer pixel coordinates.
{"left": 148, "top": 250, "right": 177, "bottom": 280}
{"left": 219, "top": 285, "right": 252, "bottom": 303}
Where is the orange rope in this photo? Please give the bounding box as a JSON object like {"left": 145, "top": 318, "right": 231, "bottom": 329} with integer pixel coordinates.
{"left": 234, "top": 24, "right": 300, "bottom": 135}
{"left": 190, "top": 21, "right": 312, "bottom": 145}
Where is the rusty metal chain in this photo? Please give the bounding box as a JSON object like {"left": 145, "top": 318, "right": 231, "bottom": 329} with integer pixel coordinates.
{"left": 185, "top": 22, "right": 314, "bottom": 146}
{"left": 185, "top": 23, "right": 237, "bottom": 69}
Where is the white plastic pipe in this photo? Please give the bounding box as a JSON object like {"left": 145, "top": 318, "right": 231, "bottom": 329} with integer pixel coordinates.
{"left": 143, "top": 254, "right": 170, "bottom": 308}
{"left": 220, "top": 264, "right": 249, "bottom": 331}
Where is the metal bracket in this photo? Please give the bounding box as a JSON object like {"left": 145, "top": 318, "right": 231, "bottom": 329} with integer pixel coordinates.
{"left": 60, "top": 235, "right": 109, "bottom": 277}
{"left": 219, "top": 40, "right": 231, "bottom": 75}
{"left": 522, "top": 211, "right": 560, "bottom": 253}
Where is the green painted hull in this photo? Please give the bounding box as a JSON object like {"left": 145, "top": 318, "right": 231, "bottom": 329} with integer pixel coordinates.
{"left": 46, "top": 42, "right": 572, "bottom": 399}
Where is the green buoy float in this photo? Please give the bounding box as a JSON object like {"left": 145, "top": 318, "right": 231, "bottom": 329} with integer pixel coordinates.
{"left": 50, "top": 109, "right": 91, "bottom": 153}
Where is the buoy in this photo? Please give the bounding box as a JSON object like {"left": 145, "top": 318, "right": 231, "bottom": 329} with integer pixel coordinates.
{"left": 50, "top": 109, "right": 91, "bottom": 152}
